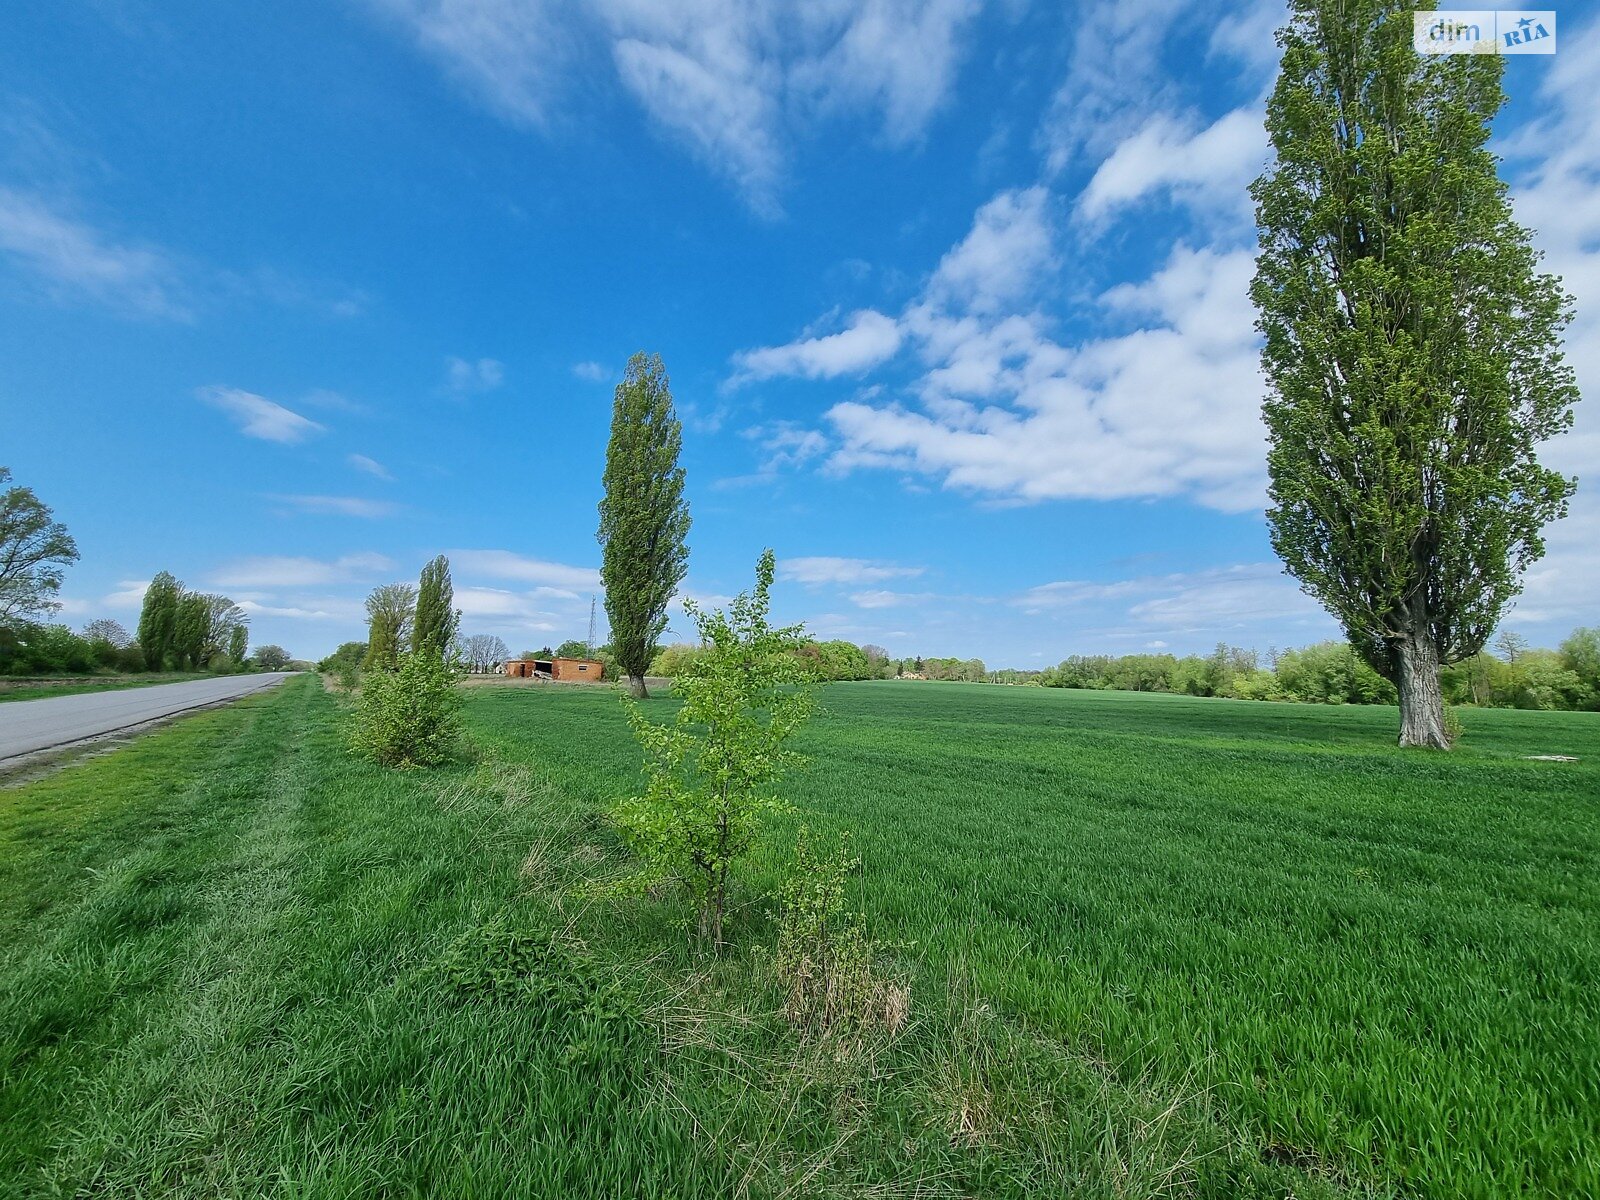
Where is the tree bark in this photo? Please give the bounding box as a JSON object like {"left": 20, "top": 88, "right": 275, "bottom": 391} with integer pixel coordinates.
{"left": 1395, "top": 631, "right": 1450, "bottom": 749}
{"left": 625, "top": 673, "right": 649, "bottom": 700}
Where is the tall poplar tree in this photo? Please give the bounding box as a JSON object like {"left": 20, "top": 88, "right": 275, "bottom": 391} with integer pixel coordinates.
{"left": 137, "top": 571, "right": 183, "bottom": 670}
{"left": 597, "top": 352, "right": 691, "bottom": 699}
{"left": 412, "top": 554, "right": 458, "bottom": 660}
{"left": 1252, "top": 0, "right": 1578, "bottom": 748}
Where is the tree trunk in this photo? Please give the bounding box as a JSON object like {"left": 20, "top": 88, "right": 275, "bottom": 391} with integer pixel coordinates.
{"left": 625, "top": 673, "right": 648, "bottom": 700}
{"left": 1396, "top": 631, "right": 1450, "bottom": 749}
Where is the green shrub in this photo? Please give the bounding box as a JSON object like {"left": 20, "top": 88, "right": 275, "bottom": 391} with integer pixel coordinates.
{"left": 350, "top": 652, "right": 463, "bottom": 768}
{"left": 615, "top": 549, "right": 814, "bottom": 948}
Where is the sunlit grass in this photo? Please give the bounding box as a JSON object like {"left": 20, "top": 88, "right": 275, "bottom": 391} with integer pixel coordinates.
{"left": 4, "top": 677, "right": 1596, "bottom": 1197}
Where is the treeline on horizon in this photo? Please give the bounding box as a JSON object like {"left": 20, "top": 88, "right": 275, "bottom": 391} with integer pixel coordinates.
{"left": 0, "top": 570, "right": 295, "bottom": 678}
{"left": 648, "top": 628, "right": 1600, "bottom": 713}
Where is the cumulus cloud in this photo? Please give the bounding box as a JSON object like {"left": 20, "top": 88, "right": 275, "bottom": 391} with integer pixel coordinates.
{"left": 198, "top": 386, "right": 325, "bottom": 444}
{"left": 0, "top": 186, "right": 188, "bottom": 318}
{"left": 927, "top": 186, "right": 1057, "bottom": 315}
{"left": 827, "top": 240, "right": 1268, "bottom": 512}
{"left": 779, "top": 556, "right": 924, "bottom": 586}
{"left": 731, "top": 309, "right": 903, "bottom": 384}
{"left": 1076, "top": 107, "right": 1264, "bottom": 225}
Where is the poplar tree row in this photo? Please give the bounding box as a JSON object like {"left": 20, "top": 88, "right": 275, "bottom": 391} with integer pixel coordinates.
{"left": 136, "top": 571, "right": 249, "bottom": 671}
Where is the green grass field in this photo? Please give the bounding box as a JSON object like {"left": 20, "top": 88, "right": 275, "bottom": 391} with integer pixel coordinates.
{"left": 3, "top": 677, "right": 1596, "bottom": 1197}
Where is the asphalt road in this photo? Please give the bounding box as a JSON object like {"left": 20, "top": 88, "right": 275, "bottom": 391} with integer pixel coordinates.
{"left": 0, "top": 673, "right": 296, "bottom": 762}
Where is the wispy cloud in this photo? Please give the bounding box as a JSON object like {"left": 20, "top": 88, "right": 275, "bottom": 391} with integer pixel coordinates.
{"left": 449, "top": 548, "right": 601, "bottom": 590}
{"left": 362, "top": 0, "right": 980, "bottom": 214}
{"left": 780, "top": 556, "right": 925, "bottom": 586}
{"left": 573, "top": 360, "right": 609, "bottom": 382}
{"left": 0, "top": 186, "right": 188, "bottom": 318}
{"left": 268, "top": 494, "right": 401, "bottom": 518}
{"left": 198, "top": 386, "right": 326, "bottom": 444}
{"left": 445, "top": 355, "right": 505, "bottom": 397}
{"left": 212, "top": 553, "right": 395, "bottom": 589}
{"left": 347, "top": 453, "right": 394, "bottom": 481}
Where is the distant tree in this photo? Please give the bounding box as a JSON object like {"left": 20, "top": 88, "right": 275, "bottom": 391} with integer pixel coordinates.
{"left": 318, "top": 641, "right": 368, "bottom": 673}
{"left": 197, "top": 595, "right": 247, "bottom": 667}
{"left": 82, "top": 618, "right": 131, "bottom": 648}
{"left": 363, "top": 583, "right": 416, "bottom": 672}
{"left": 597, "top": 351, "right": 691, "bottom": 699}
{"left": 254, "top": 644, "right": 291, "bottom": 671}
{"left": 228, "top": 622, "right": 248, "bottom": 664}
{"left": 1494, "top": 629, "right": 1530, "bottom": 664}
{"left": 1559, "top": 628, "right": 1600, "bottom": 709}
{"left": 1252, "top": 0, "right": 1578, "bottom": 748}
{"left": 554, "top": 638, "right": 591, "bottom": 660}
{"left": 460, "top": 633, "right": 509, "bottom": 673}
{"left": 0, "top": 467, "right": 80, "bottom": 627}
{"left": 412, "top": 555, "right": 458, "bottom": 660}
{"left": 137, "top": 572, "right": 183, "bottom": 670}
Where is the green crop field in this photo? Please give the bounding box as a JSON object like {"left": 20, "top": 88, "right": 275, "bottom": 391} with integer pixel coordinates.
{"left": 3, "top": 676, "right": 1596, "bottom": 1198}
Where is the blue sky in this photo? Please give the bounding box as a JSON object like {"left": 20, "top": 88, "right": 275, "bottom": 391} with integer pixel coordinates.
{"left": 3, "top": 1, "right": 1596, "bottom": 666}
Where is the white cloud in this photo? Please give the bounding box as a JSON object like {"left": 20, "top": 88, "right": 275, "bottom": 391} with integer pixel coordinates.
{"left": 212, "top": 553, "right": 395, "bottom": 589}
{"left": 573, "top": 360, "right": 609, "bottom": 381}
{"left": 780, "top": 556, "right": 924, "bottom": 586}
{"left": 827, "top": 241, "right": 1268, "bottom": 512}
{"left": 445, "top": 355, "right": 505, "bottom": 396}
{"left": 927, "top": 186, "right": 1056, "bottom": 315}
{"left": 849, "top": 589, "right": 930, "bottom": 608}
{"left": 364, "top": 0, "right": 571, "bottom": 126}
{"left": 198, "top": 386, "right": 325, "bottom": 444}
{"left": 0, "top": 186, "right": 188, "bottom": 318}
{"left": 364, "top": 0, "right": 979, "bottom": 213}
{"left": 1494, "top": 16, "right": 1600, "bottom": 635}
{"left": 269, "top": 494, "right": 400, "bottom": 519}
{"left": 1016, "top": 562, "right": 1333, "bottom": 643}
{"left": 103, "top": 580, "right": 151, "bottom": 609}
{"left": 1036, "top": 0, "right": 1189, "bottom": 175}
{"left": 347, "top": 453, "right": 394, "bottom": 481}
{"left": 731, "top": 309, "right": 903, "bottom": 383}
{"left": 449, "top": 549, "right": 602, "bottom": 589}
{"left": 1077, "top": 107, "right": 1264, "bottom": 225}
{"left": 237, "top": 598, "right": 366, "bottom": 622}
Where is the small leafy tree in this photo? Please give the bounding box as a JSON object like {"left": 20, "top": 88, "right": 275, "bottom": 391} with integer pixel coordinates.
{"left": 228, "top": 623, "right": 248, "bottom": 665}
{"left": 615, "top": 549, "right": 813, "bottom": 948}
{"left": 350, "top": 652, "right": 462, "bottom": 768}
